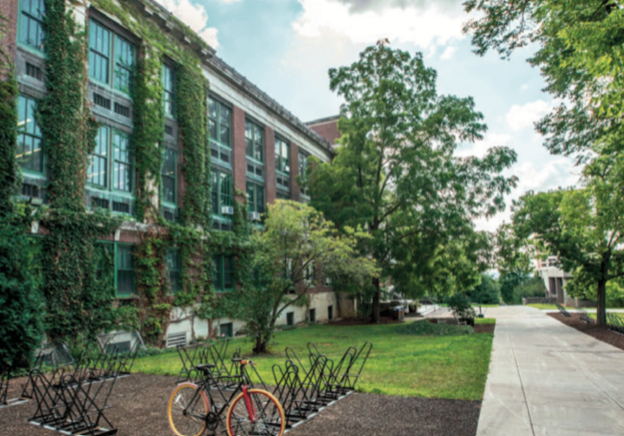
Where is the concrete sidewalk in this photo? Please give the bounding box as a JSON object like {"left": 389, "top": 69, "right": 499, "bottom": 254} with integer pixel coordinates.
{"left": 477, "top": 306, "right": 624, "bottom": 436}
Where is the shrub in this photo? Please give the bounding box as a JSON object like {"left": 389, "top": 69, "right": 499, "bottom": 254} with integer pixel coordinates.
{"left": 447, "top": 293, "right": 476, "bottom": 326}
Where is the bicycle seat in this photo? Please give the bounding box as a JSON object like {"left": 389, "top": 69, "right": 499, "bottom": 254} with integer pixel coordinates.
{"left": 195, "top": 364, "right": 216, "bottom": 373}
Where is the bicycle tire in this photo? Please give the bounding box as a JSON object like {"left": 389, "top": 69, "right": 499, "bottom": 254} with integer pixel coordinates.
{"left": 168, "top": 383, "right": 210, "bottom": 436}
{"left": 226, "top": 388, "right": 286, "bottom": 436}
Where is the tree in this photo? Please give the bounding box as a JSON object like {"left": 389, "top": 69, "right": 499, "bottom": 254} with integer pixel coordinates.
{"left": 467, "top": 274, "right": 501, "bottom": 304}
{"left": 236, "top": 201, "right": 377, "bottom": 354}
{"left": 463, "top": 1, "right": 623, "bottom": 163}
{"left": 494, "top": 223, "right": 534, "bottom": 303}
{"left": 513, "top": 175, "right": 624, "bottom": 324}
{"left": 309, "top": 42, "right": 517, "bottom": 322}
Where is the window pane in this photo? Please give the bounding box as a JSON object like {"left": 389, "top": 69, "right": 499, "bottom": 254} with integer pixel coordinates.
{"left": 212, "top": 172, "right": 219, "bottom": 215}
{"left": 16, "top": 95, "right": 44, "bottom": 174}
{"left": 163, "top": 176, "right": 175, "bottom": 204}
{"left": 213, "top": 255, "right": 224, "bottom": 291}
{"left": 114, "top": 35, "right": 134, "bottom": 94}
{"left": 257, "top": 186, "right": 265, "bottom": 214}
{"left": 224, "top": 256, "right": 234, "bottom": 290}
{"left": 116, "top": 245, "right": 134, "bottom": 296}
{"left": 88, "top": 127, "right": 109, "bottom": 187}
{"left": 247, "top": 182, "right": 255, "bottom": 213}
{"left": 89, "top": 21, "right": 110, "bottom": 84}
{"left": 113, "top": 131, "right": 131, "bottom": 192}
{"left": 220, "top": 173, "right": 232, "bottom": 207}
{"left": 20, "top": 0, "right": 45, "bottom": 51}
{"left": 162, "top": 148, "right": 177, "bottom": 204}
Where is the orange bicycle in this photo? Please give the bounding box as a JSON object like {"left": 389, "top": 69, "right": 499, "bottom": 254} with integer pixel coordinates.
{"left": 168, "top": 359, "right": 285, "bottom": 436}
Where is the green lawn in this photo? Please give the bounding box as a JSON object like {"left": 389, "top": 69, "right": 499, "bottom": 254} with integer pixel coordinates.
{"left": 588, "top": 312, "right": 624, "bottom": 320}
{"left": 133, "top": 320, "right": 495, "bottom": 400}
{"left": 527, "top": 303, "right": 623, "bottom": 311}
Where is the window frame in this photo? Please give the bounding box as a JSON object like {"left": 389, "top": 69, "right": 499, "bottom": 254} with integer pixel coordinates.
{"left": 87, "top": 125, "right": 134, "bottom": 197}
{"left": 275, "top": 136, "right": 290, "bottom": 175}
{"left": 88, "top": 18, "right": 136, "bottom": 96}
{"left": 246, "top": 181, "right": 265, "bottom": 215}
{"left": 213, "top": 254, "right": 235, "bottom": 293}
{"left": 166, "top": 248, "right": 182, "bottom": 295}
{"left": 298, "top": 149, "right": 310, "bottom": 196}
{"left": 115, "top": 243, "right": 136, "bottom": 299}
{"left": 18, "top": 0, "right": 46, "bottom": 53}
{"left": 245, "top": 119, "right": 264, "bottom": 164}
{"left": 212, "top": 169, "right": 233, "bottom": 218}
{"left": 161, "top": 146, "right": 178, "bottom": 209}
{"left": 162, "top": 64, "right": 176, "bottom": 119}
{"left": 209, "top": 96, "right": 232, "bottom": 149}
{"left": 16, "top": 94, "right": 45, "bottom": 177}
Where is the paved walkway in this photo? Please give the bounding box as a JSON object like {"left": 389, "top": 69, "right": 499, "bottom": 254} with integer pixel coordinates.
{"left": 477, "top": 306, "right": 624, "bottom": 436}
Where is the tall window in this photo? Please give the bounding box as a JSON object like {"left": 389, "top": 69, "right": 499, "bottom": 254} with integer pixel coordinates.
{"left": 298, "top": 150, "right": 310, "bottom": 196}
{"left": 116, "top": 245, "right": 135, "bottom": 297}
{"left": 247, "top": 181, "right": 265, "bottom": 215}
{"left": 19, "top": 0, "right": 46, "bottom": 52}
{"left": 213, "top": 255, "right": 235, "bottom": 292}
{"left": 88, "top": 126, "right": 132, "bottom": 193}
{"left": 163, "top": 65, "right": 175, "bottom": 118}
{"left": 162, "top": 148, "right": 177, "bottom": 205}
{"left": 245, "top": 120, "right": 264, "bottom": 162}
{"left": 209, "top": 98, "right": 231, "bottom": 147}
{"left": 167, "top": 249, "right": 181, "bottom": 294}
{"left": 212, "top": 171, "right": 232, "bottom": 216}
{"left": 275, "top": 138, "right": 290, "bottom": 175}
{"left": 16, "top": 95, "right": 44, "bottom": 174}
{"left": 88, "top": 20, "right": 135, "bottom": 95}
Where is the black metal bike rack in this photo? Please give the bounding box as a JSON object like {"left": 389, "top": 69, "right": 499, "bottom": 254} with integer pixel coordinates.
{"left": 28, "top": 354, "right": 123, "bottom": 436}
{"left": 176, "top": 340, "right": 243, "bottom": 389}
{"left": 1, "top": 363, "right": 30, "bottom": 408}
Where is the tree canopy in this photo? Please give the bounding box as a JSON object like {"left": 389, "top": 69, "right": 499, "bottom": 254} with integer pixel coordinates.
{"left": 309, "top": 42, "right": 517, "bottom": 322}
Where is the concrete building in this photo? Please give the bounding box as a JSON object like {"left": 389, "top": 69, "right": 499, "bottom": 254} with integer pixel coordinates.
{"left": 535, "top": 256, "right": 573, "bottom": 304}
{"left": 1, "top": 0, "right": 341, "bottom": 346}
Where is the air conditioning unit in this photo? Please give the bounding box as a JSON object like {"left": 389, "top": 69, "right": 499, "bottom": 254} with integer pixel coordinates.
{"left": 249, "top": 211, "right": 261, "bottom": 222}
{"left": 221, "top": 205, "right": 234, "bottom": 215}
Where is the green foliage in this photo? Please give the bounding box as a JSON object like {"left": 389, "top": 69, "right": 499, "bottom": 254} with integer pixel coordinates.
{"left": 512, "top": 276, "right": 547, "bottom": 304}
{"left": 446, "top": 293, "right": 476, "bottom": 322}
{"left": 176, "top": 66, "right": 211, "bottom": 228}
{"left": 0, "top": 76, "right": 17, "bottom": 215}
{"left": 0, "top": 178, "right": 43, "bottom": 370}
{"left": 466, "top": 274, "right": 500, "bottom": 304}
{"left": 232, "top": 200, "right": 378, "bottom": 354}
{"left": 310, "top": 42, "right": 517, "bottom": 322}
{"left": 396, "top": 320, "right": 474, "bottom": 337}
{"left": 132, "top": 50, "right": 165, "bottom": 222}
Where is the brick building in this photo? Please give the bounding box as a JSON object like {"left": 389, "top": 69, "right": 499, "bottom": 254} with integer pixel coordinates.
{"left": 1, "top": 0, "right": 340, "bottom": 345}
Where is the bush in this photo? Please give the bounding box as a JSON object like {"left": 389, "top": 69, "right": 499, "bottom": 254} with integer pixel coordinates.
{"left": 446, "top": 293, "right": 476, "bottom": 326}
{"left": 396, "top": 320, "right": 473, "bottom": 336}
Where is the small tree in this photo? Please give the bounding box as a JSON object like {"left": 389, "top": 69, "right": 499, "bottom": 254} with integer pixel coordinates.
{"left": 238, "top": 201, "right": 378, "bottom": 354}
{"left": 447, "top": 293, "right": 476, "bottom": 326}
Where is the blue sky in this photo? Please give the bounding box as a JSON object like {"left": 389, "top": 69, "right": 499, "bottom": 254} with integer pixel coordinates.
{"left": 157, "top": 0, "right": 579, "bottom": 232}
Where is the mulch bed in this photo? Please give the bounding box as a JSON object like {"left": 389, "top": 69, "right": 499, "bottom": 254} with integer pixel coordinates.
{"left": 548, "top": 312, "right": 624, "bottom": 351}
{"left": 327, "top": 317, "right": 402, "bottom": 326}
{"left": 473, "top": 324, "right": 495, "bottom": 334}
{"left": 0, "top": 373, "right": 482, "bottom": 436}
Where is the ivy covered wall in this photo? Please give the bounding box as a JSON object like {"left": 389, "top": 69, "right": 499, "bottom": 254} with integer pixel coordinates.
{"left": 0, "top": 0, "right": 253, "bottom": 350}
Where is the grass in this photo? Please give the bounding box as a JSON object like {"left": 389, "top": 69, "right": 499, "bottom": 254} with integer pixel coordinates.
{"left": 133, "top": 320, "right": 495, "bottom": 400}
{"left": 475, "top": 317, "right": 496, "bottom": 324}
{"left": 527, "top": 304, "right": 624, "bottom": 311}
{"left": 396, "top": 320, "right": 474, "bottom": 336}
{"left": 588, "top": 312, "right": 624, "bottom": 320}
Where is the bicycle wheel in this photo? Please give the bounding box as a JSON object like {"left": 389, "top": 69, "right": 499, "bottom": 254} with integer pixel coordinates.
{"left": 168, "top": 383, "right": 209, "bottom": 436}
{"left": 226, "top": 389, "right": 286, "bottom": 436}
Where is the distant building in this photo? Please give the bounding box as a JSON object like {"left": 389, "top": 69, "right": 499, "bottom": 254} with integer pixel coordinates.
{"left": 536, "top": 256, "right": 574, "bottom": 305}
{"left": 307, "top": 115, "right": 341, "bottom": 149}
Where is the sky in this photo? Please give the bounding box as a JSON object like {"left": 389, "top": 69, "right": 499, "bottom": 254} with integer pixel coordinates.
{"left": 156, "top": 0, "right": 580, "bottom": 233}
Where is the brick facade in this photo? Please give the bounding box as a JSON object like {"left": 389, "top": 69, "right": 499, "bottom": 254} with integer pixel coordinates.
{"left": 0, "top": 0, "right": 18, "bottom": 79}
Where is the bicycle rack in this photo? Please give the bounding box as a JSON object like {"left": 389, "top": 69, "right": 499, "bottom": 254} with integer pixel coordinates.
{"left": 27, "top": 340, "right": 131, "bottom": 436}
{"left": 97, "top": 330, "right": 144, "bottom": 378}
{"left": 1, "top": 363, "right": 30, "bottom": 408}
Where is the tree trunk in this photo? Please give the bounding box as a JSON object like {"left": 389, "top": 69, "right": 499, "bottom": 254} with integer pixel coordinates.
{"left": 371, "top": 276, "right": 380, "bottom": 323}
{"left": 596, "top": 278, "right": 607, "bottom": 327}
{"left": 253, "top": 334, "right": 267, "bottom": 355}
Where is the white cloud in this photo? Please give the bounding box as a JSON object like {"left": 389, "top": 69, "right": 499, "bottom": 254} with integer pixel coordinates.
{"left": 440, "top": 46, "right": 457, "bottom": 60}
{"left": 199, "top": 28, "right": 219, "bottom": 49}
{"left": 219, "top": 0, "right": 242, "bottom": 3}
{"left": 506, "top": 99, "right": 554, "bottom": 132}
{"left": 156, "top": 0, "right": 219, "bottom": 48}
{"left": 455, "top": 133, "right": 511, "bottom": 159}
{"left": 293, "top": 0, "right": 467, "bottom": 49}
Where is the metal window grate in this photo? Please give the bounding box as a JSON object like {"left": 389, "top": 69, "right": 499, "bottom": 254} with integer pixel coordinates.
{"left": 93, "top": 93, "right": 111, "bottom": 110}
{"left": 91, "top": 197, "right": 109, "bottom": 209}
{"left": 166, "top": 332, "right": 187, "bottom": 348}
{"left": 114, "top": 102, "right": 130, "bottom": 118}
{"left": 163, "top": 209, "right": 176, "bottom": 222}
{"left": 22, "top": 183, "right": 40, "bottom": 198}
{"left": 165, "top": 125, "right": 174, "bottom": 136}
{"left": 26, "top": 62, "right": 44, "bottom": 81}
{"left": 112, "top": 201, "right": 130, "bottom": 214}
